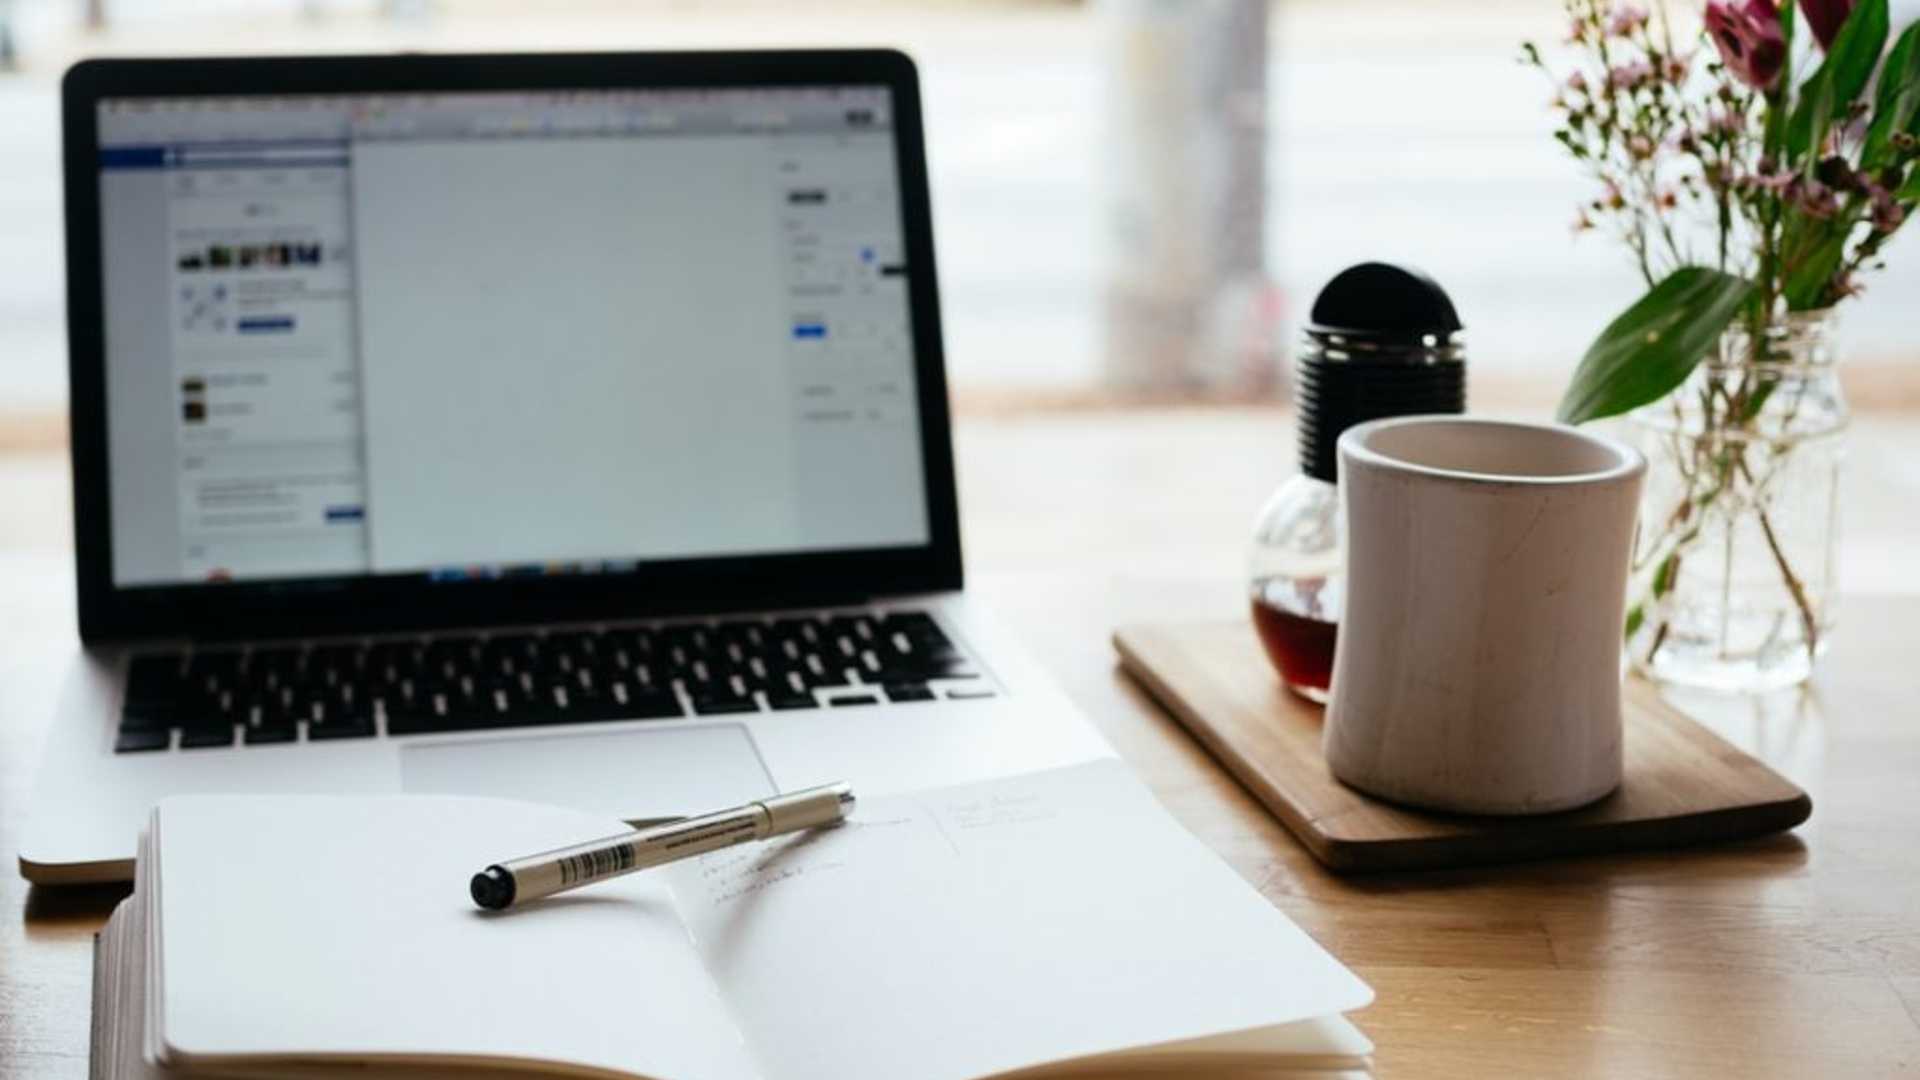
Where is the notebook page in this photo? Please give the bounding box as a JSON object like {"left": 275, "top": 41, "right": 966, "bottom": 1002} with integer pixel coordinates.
{"left": 665, "top": 760, "right": 1372, "bottom": 1080}
{"left": 153, "top": 795, "right": 758, "bottom": 1080}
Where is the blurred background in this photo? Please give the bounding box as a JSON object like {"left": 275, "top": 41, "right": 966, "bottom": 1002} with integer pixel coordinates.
{"left": 1, "top": 0, "right": 1917, "bottom": 438}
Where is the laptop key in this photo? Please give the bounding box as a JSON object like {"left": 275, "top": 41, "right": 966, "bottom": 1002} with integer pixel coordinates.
{"left": 243, "top": 722, "right": 298, "bottom": 746}
{"left": 884, "top": 683, "right": 936, "bottom": 703}
{"left": 179, "top": 725, "right": 237, "bottom": 749}
{"left": 309, "top": 716, "right": 375, "bottom": 740}
{"left": 878, "top": 611, "right": 952, "bottom": 647}
{"left": 691, "top": 691, "right": 758, "bottom": 715}
{"left": 829, "top": 694, "right": 880, "bottom": 707}
{"left": 118, "top": 707, "right": 174, "bottom": 732}
{"left": 383, "top": 706, "right": 439, "bottom": 736}
{"left": 766, "top": 691, "right": 819, "bottom": 711}
{"left": 113, "top": 729, "right": 172, "bottom": 753}
{"left": 614, "top": 685, "right": 686, "bottom": 720}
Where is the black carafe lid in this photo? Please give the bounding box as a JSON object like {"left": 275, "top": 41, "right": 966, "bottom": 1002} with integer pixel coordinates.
{"left": 1297, "top": 262, "right": 1466, "bottom": 483}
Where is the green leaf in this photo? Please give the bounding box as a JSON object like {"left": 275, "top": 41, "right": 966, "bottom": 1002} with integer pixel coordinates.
{"left": 1653, "top": 554, "right": 1680, "bottom": 597}
{"left": 1556, "top": 268, "right": 1758, "bottom": 425}
{"left": 1766, "top": 0, "right": 1799, "bottom": 160}
{"left": 1864, "top": 23, "right": 1920, "bottom": 165}
{"left": 1903, "top": 167, "right": 1920, "bottom": 200}
{"left": 1783, "top": 228, "right": 1850, "bottom": 310}
{"left": 1798, "top": 76, "right": 1837, "bottom": 170}
{"left": 1787, "top": 0, "right": 1890, "bottom": 159}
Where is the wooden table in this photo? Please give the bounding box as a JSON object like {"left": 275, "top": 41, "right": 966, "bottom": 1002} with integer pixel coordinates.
{"left": 5, "top": 408, "right": 1920, "bottom": 1078}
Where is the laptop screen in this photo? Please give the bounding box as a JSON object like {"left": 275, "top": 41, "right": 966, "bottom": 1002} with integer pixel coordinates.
{"left": 94, "top": 86, "right": 930, "bottom": 590}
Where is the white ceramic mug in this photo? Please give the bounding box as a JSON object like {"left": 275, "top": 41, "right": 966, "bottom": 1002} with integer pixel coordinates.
{"left": 1324, "top": 416, "right": 1646, "bottom": 815}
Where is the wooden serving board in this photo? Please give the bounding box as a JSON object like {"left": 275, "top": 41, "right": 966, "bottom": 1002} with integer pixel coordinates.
{"left": 1114, "top": 620, "right": 1813, "bottom": 873}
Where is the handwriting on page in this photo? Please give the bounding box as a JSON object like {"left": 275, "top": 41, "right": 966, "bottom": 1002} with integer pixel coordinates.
{"left": 941, "top": 789, "right": 1061, "bottom": 832}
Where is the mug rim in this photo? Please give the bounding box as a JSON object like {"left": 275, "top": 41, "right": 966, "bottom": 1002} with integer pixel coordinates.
{"left": 1338, "top": 415, "right": 1646, "bottom": 488}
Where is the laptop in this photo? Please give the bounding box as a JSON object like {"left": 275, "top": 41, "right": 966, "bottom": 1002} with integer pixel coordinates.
{"left": 21, "top": 50, "right": 1113, "bottom": 885}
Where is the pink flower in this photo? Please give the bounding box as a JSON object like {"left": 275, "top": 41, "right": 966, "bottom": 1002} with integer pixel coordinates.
{"left": 1609, "top": 3, "right": 1651, "bottom": 35}
{"left": 1609, "top": 60, "right": 1655, "bottom": 89}
{"left": 1871, "top": 197, "right": 1906, "bottom": 232}
{"left": 1798, "top": 0, "right": 1854, "bottom": 50}
{"left": 1567, "top": 69, "right": 1590, "bottom": 92}
{"left": 1706, "top": 0, "right": 1787, "bottom": 89}
{"left": 1823, "top": 113, "right": 1869, "bottom": 155}
{"left": 1794, "top": 178, "right": 1839, "bottom": 217}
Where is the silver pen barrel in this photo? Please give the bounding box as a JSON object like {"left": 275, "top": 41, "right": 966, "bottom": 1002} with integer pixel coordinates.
{"left": 470, "top": 781, "right": 854, "bottom": 910}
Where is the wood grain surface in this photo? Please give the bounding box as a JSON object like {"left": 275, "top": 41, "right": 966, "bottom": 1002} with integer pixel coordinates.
{"left": 1114, "top": 620, "right": 1811, "bottom": 872}
{"left": 7, "top": 411, "right": 1920, "bottom": 1079}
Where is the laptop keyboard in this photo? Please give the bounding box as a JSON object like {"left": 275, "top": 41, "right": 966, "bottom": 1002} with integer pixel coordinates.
{"left": 113, "top": 609, "right": 993, "bottom": 753}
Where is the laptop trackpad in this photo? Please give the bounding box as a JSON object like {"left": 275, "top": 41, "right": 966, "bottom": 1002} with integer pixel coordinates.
{"left": 398, "top": 724, "right": 775, "bottom": 822}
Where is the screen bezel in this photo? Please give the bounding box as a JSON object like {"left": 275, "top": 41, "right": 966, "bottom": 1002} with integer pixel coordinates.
{"left": 63, "top": 50, "right": 962, "bottom": 643}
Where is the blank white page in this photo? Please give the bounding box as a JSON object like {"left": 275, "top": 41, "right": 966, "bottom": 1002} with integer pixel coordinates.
{"left": 153, "top": 795, "right": 758, "bottom": 1080}
{"left": 665, "top": 760, "right": 1373, "bottom": 1080}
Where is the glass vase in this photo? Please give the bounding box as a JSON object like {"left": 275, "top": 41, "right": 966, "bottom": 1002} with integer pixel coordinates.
{"left": 1624, "top": 310, "right": 1847, "bottom": 693}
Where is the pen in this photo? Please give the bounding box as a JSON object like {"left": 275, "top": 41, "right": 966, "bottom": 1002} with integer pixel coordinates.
{"left": 469, "top": 781, "right": 855, "bottom": 911}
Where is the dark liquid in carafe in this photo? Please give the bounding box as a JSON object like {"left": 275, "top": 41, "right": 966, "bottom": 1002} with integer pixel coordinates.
{"left": 1250, "top": 597, "right": 1337, "bottom": 703}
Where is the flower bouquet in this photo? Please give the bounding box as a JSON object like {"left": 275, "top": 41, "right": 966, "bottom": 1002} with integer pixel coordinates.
{"left": 1525, "top": 0, "right": 1919, "bottom": 690}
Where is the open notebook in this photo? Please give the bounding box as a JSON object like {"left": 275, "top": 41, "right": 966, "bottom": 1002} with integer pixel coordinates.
{"left": 90, "top": 760, "right": 1373, "bottom": 1080}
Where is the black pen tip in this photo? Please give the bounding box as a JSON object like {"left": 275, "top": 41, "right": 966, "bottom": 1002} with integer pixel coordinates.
{"left": 470, "top": 866, "right": 515, "bottom": 911}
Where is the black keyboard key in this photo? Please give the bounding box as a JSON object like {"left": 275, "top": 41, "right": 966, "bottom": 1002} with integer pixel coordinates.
{"left": 179, "top": 725, "right": 237, "bottom": 749}
{"left": 254, "top": 685, "right": 300, "bottom": 727}
{"left": 692, "top": 691, "right": 758, "bottom": 715}
{"left": 798, "top": 654, "right": 849, "bottom": 688}
{"left": 172, "top": 687, "right": 238, "bottom": 729}
{"left": 365, "top": 640, "right": 423, "bottom": 683}
{"left": 615, "top": 685, "right": 686, "bottom": 720}
{"left": 885, "top": 683, "right": 936, "bottom": 703}
{"left": 483, "top": 634, "right": 541, "bottom": 678}
{"left": 829, "top": 694, "right": 880, "bottom": 707}
{"left": 609, "top": 626, "right": 659, "bottom": 657}
{"left": 309, "top": 716, "right": 375, "bottom": 740}
{"left": 306, "top": 693, "right": 375, "bottom": 739}
{"left": 389, "top": 700, "right": 495, "bottom": 735}
{"left": 546, "top": 630, "right": 603, "bottom": 659}
{"left": 771, "top": 617, "right": 824, "bottom": 647}
{"left": 383, "top": 682, "right": 491, "bottom": 735}
{"left": 879, "top": 611, "right": 951, "bottom": 646}
{"left": 118, "top": 707, "right": 173, "bottom": 733}
{"left": 243, "top": 723, "right": 298, "bottom": 745}
{"left": 124, "top": 654, "right": 184, "bottom": 706}
{"left": 113, "top": 729, "right": 171, "bottom": 753}
{"left": 766, "top": 691, "right": 819, "bottom": 711}
{"left": 382, "top": 706, "right": 438, "bottom": 736}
